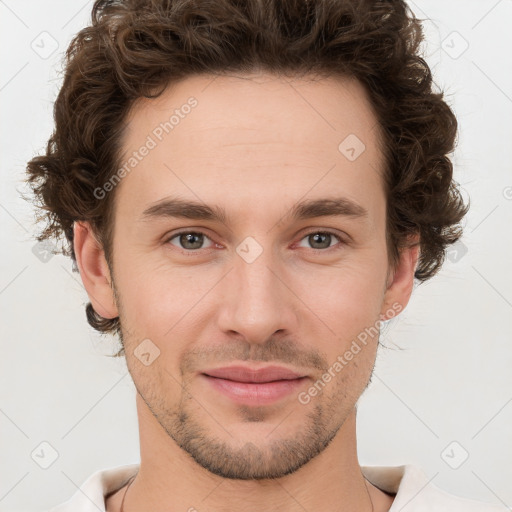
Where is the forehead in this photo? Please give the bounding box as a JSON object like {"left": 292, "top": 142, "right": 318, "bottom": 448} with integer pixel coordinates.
{"left": 115, "top": 72, "right": 385, "bottom": 224}
{"left": 123, "top": 71, "right": 381, "bottom": 150}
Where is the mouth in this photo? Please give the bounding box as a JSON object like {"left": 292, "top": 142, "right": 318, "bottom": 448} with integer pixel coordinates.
{"left": 200, "top": 365, "right": 309, "bottom": 405}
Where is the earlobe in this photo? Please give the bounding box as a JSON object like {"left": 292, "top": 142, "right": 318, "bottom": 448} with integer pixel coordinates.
{"left": 380, "top": 236, "right": 420, "bottom": 320}
{"left": 73, "top": 221, "right": 119, "bottom": 319}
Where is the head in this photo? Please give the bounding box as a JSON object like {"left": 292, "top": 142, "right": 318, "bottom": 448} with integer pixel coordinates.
{"left": 26, "top": 0, "right": 467, "bottom": 480}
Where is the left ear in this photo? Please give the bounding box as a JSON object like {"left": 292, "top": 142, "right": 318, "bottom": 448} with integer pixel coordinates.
{"left": 380, "top": 234, "right": 420, "bottom": 320}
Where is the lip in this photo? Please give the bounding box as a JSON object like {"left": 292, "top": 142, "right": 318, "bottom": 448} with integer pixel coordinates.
{"left": 200, "top": 365, "right": 308, "bottom": 406}
{"left": 202, "top": 365, "right": 305, "bottom": 383}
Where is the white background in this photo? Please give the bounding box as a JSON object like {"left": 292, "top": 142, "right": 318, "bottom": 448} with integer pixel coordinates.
{"left": 1, "top": 1, "right": 511, "bottom": 510}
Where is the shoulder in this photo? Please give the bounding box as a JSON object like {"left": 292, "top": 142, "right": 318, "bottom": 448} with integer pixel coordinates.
{"left": 48, "top": 464, "right": 140, "bottom": 512}
{"left": 362, "top": 464, "right": 509, "bottom": 512}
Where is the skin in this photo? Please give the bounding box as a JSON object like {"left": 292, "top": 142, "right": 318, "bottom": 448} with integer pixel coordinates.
{"left": 74, "top": 72, "right": 419, "bottom": 512}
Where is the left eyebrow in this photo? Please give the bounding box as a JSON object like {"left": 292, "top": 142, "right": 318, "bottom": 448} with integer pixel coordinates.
{"left": 287, "top": 197, "right": 368, "bottom": 222}
{"left": 138, "top": 195, "right": 368, "bottom": 224}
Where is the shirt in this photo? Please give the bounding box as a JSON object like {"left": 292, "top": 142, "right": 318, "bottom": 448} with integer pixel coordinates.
{"left": 48, "top": 463, "right": 509, "bottom": 511}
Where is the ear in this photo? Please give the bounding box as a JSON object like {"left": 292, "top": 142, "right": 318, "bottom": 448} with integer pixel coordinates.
{"left": 73, "top": 221, "right": 119, "bottom": 319}
{"left": 380, "top": 234, "right": 420, "bottom": 320}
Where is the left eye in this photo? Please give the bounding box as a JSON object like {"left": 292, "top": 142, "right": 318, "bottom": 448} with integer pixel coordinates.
{"left": 168, "top": 231, "right": 215, "bottom": 251}
{"left": 297, "top": 231, "right": 343, "bottom": 250}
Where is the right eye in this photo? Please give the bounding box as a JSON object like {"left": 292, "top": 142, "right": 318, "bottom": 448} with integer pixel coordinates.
{"left": 165, "top": 231, "right": 216, "bottom": 251}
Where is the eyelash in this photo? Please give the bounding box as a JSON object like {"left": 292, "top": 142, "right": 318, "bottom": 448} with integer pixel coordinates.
{"left": 164, "top": 229, "right": 347, "bottom": 254}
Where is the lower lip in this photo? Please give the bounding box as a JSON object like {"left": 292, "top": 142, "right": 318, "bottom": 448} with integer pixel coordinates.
{"left": 201, "top": 374, "right": 308, "bottom": 405}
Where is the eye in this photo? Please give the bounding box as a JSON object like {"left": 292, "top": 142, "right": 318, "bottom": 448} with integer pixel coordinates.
{"left": 165, "top": 229, "right": 346, "bottom": 253}
{"left": 167, "top": 231, "right": 215, "bottom": 251}
{"left": 297, "top": 231, "right": 344, "bottom": 250}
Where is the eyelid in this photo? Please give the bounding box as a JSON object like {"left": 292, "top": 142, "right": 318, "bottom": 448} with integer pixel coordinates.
{"left": 164, "top": 227, "right": 348, "bottom": 252}
{"left": 295, "top": 228, "right": 347, "bottom": 250}
{"left": 165, "top": 229, "right": 217, "bottom": 250}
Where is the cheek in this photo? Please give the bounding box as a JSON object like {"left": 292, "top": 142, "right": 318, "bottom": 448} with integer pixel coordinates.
{"left": 113, "top": 230, "right": 388, "bottom": 341}
{"left": 114, "top": 253, "right": 218, "bottom": 342}
{"left": 292, "top": 257, "right": 387, "bottom": 335}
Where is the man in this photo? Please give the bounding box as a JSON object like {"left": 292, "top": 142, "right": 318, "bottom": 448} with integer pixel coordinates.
{"left": 25, "top": 0, "right": 506, "bottom": 510}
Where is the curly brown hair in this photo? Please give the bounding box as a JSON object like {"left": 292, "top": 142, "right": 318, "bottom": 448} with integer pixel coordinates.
{"left": 25, "top": 0, "right": 468, "bottom": 347}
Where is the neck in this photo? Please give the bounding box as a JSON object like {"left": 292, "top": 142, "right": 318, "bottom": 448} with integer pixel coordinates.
{"left": 114, "top": 394, "right": 383, "bottom": 512}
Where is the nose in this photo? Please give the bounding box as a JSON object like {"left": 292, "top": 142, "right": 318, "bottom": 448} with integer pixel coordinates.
{"left": 216, "top": 240, "right": 299, "bottom": 344}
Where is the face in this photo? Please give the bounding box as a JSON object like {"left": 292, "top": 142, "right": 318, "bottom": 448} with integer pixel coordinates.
{"left": 79, "top": 72, "right": 415, "bottom": 480}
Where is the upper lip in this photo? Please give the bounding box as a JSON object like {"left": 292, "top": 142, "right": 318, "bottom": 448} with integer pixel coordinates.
{"left": 202, "top": 365, "right": 306, "bottom": 383}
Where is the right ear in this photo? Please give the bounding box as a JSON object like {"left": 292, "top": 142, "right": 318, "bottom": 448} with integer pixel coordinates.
{"left": 73, "top": 221, "right": 119, "bottom": 319}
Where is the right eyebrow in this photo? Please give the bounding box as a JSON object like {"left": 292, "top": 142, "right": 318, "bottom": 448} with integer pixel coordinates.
{"left": 138, "top": 196, "right": 228, "bottom": 224}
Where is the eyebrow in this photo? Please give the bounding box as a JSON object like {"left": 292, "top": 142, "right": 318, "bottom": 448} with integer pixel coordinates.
{"left": 138, "top": 195, "right": 368, "bottom": 224}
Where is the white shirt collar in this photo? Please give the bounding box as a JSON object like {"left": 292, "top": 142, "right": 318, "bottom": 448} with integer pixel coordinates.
{"left": 49, "top": 463, "right": 507, "bottom": 511}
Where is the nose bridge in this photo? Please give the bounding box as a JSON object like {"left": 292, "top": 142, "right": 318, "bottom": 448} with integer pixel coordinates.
{"left": 217, "top": 235, "right": 296, "bottom": 342}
